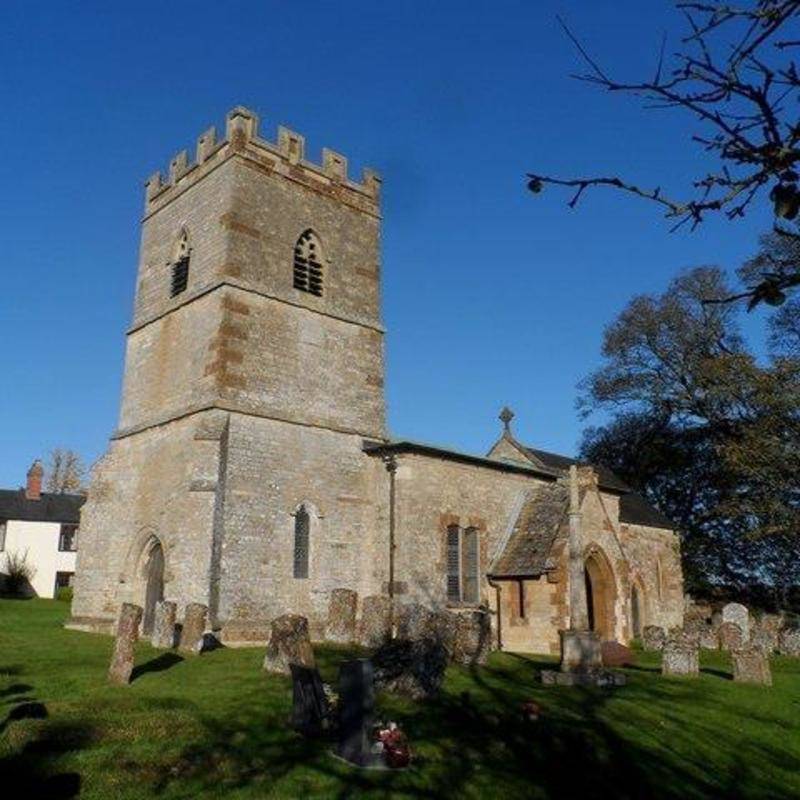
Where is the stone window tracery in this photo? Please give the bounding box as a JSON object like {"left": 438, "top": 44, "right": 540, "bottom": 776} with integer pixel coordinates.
{"left": 293, "top": 229, "right": 323, "bottom": 296}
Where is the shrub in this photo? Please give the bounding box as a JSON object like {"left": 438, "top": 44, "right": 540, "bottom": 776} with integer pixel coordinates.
{"left": 2, "top": 549, "right": 36, "bottom": 597}
{"left": 55, "top": 586, "right": 73, "bottom": 603}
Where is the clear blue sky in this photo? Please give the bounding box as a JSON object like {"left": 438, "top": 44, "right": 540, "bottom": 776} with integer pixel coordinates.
{"left": 0, "top": 1, "right": 774, "bottom": 488}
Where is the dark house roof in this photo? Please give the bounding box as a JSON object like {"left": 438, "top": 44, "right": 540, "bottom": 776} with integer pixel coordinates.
{"left": 523, "top": 446, "right": 632, "bottom": 494}
{"left": 0, "top": 489, "right": 85, "bottom": 524}
{"left": 490, "top": 484, "right": 568, "bottom": 578}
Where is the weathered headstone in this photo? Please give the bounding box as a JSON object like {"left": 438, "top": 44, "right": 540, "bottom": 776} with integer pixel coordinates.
{"left": 357, "top": 595, "right": 392, "bottom": 648}
{"left": 395, "top": 603, "right": 437, "bottom": 641}
{"left": 601, "top": 641, "right": 636, "bottom": 667}
{"left": 718, "top": 621, "right": 744, "bottom": 651}
{"left": 373, "top": 638, "right": 449, "bottom": 700}
{"left": 108, "top": 603, "right": 143, "bottom": 685}
{"left": 326, "top": 588, "right": 358, "bottom": 644}
{"left": 642, "top": 625, "right": 666, "bottom": 651}
{"left": 178, "top": 603, "right": 208, "bottom": 654}
{"left": 750, "top": 627, "right": 778, "bottom": 654}
{"left": 263, "top": 614, "right": 315, "bottom": 674}
{"left": 779, "top": 628, "right": 800, "bottom": 657}
{"left": 151, "top": 600, "right": 177, "bottom": 649}
{"left": 732, "top": 646, "right": 772, "bottom": 685}
{"left": 661, "top": 638, "right": 699, "bottom": 677}
{"left": 699, "top": 625, "right": 719, "bottom": 650}
{"left": 290, "top": 664, "right": 331, "bottom": 737}
{"left": 336, "top": 659, "right": 383, "bottom": 767}
{"left": 721, "top": 603, "right": 750, "bottom": 642}
{"left": 450, "top": 609, "right": 492, "bottom": 666}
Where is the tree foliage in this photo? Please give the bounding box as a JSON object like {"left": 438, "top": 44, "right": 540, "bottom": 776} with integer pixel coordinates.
{"left": 45, "top": 448, "right": 86, "bottom": 495}
{"left": 580, "top": 267, "right": 800, "bottom": 602}
{"left": 529, "top": 1, "right": 800, "bottom": 308}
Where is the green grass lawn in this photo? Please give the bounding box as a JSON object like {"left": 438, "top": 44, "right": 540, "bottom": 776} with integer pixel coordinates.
{"left": 1, "top": 600, "right": 799, "bottom": 800}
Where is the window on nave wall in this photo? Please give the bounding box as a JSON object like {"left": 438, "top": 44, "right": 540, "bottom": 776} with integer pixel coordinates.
{"left": 446, "top": 524, "right": 480, "bottom": 605}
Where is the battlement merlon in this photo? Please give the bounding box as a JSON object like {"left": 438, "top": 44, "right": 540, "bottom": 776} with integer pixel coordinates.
{"left": 143, "top": 106, "right": 381, "bottom": 215}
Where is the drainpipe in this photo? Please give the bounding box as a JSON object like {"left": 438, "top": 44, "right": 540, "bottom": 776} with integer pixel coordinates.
{"left": 383, "top": 453, "right": 398, "bottom": 634}
{"left": 487, "top": 575, "right": 503, "bottom": 651}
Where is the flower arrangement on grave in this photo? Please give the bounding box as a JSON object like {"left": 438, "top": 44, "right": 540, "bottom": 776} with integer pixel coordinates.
{"left": 374, "top": 721, "right": 411, "bottom": 768}
{"left": 520, "top": 700, "right": 542, "bottom": 722}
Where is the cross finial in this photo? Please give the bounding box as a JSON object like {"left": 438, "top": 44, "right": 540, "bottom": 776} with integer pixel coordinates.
{"left": 499, "top": 406, "right": 515, "bottom": 435}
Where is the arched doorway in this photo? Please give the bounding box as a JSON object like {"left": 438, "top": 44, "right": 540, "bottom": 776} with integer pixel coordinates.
{"left": 142, "top": 541, "right": 164, "bottom": 636}
{"left": 631, "top": 584, "right": 643, "bottom": 639}
{"left": 584, "top": 548, "right": 616, "bottom": 640}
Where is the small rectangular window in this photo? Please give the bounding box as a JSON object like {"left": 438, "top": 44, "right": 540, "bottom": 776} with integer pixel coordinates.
{"left": 59, "top": 524, "right": 78, "bottom": 552}
{"left": 293, "top": 508, "right": 310, "bottom": 579}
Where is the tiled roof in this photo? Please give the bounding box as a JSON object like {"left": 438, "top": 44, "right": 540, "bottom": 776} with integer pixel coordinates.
{"left": 0, "top": 489, "right": 84, "bottom": 524}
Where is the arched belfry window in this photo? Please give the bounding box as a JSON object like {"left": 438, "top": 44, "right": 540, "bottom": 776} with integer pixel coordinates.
{"left": 293, "top": 505, "right": 310, "bottom": 579}
{"left": 293, "top": 229, "right": 323, "bottom": 296}
{"left": 170, "top": 230, "right": 191, "bottom": 297}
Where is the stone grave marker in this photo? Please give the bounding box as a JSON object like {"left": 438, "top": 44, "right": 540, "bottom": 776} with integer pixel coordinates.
{"left": 732, "top": 646, "right": 772, "bottom": 686}
{"left": 178, "top": 603, "right": 208, "bottom": 654}
{"left": 263, "top": 614, "right": 315, "bottom": 674}
{"left": 336, "top": 658, "right": 384, "bottom": 768}
{"left": 662, "top": 638, "right": 699, "bottom": 677}
{"left": 779, "top": 628, "right": 800, "bottom": 657}
{"left": 642, "top": 625, "right": 666, "bottom": 652}
{"left": 721, "top": 603, "right": 750, "bottom": 642}
{"left": 357, "top": 595, "right": 392, "bottom": 648}
{"left": 326, "top": 588, "right": 358, "bottom": 644}
{"left": 718, "top": 621, "right": 744, "bottom": 651}
{"left": 108, "top": 603, "right": 143, "bottom": 685}
{"left": 290, "top": 664, "right": 330, "bottom": 737}
{"left": 151, "top": 600, "right": 177, "bottom": 649}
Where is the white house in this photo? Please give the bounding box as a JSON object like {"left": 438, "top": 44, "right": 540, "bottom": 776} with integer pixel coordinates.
{"left": 0, "top": 460, "right": 85, "bottom": 598}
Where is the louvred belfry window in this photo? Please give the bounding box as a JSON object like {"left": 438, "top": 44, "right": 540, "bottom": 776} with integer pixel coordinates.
{"left": 446, "top": 525, "right": 461, "bottom": 602}
{"left": 170, "top": 230, "right": 191, "bottom": 298}
{"left": 293, "top": 229, "right": 323, "bottom": 296}
{"left": 446, "top": 524, "right": 481, "bottom": 604}
{"left": 293, "top": 506, "right": 310, "bottom": 579}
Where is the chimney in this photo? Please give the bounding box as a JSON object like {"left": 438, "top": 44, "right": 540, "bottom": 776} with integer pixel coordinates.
{"left": 26, "top": 460, "right": 43, "bottom": 500}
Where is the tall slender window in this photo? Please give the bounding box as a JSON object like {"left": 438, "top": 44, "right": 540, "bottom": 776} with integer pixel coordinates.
{"left": 446, "top": 524, "right": 480, "bottom": 604}
{"left": 0, "top": 520, "right": 6, "bottom": 551}
{"left": 170, "top": 230, "right": 190, "bottom": 297}
{"left": 293, "top": 229, "right": 323, "bottom": 296}
{"left": 293, "top": 506, "right": 310, "bottom": 579}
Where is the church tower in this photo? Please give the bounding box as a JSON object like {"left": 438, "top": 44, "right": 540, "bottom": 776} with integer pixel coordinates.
{"left": 70, "top": 108, "right": 388, "bottom": 640}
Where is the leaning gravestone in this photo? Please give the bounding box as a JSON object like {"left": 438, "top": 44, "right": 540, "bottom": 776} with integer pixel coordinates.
{"left": 732, "top": 646, "right": 772, "bottom": 686}
{"left": 357, "top": 595, "right": 392, "bottom": 648}
{"left": 326, "top": 588, "right": 358, "bottom": 644}
{"left": 151, "top": 600, "right": 177, "bottom": 649}
{"left": 290, "top": 664, "right": 330, "bottom": 737}
{"left": 263, "top": 614, "right": 315, "bottom": 674}
{"left": 718, "top": 622, "right": 744, "bottom": 651}
{"left": 721, "top": 603, "right": 750, "bottom": 642}
{"left": 779, "top": 628, "right": 800, "bottom": 657}
{"left": 178, "top": 603, "right": 208, "bottom": 654}
{"left": 108, "top": 603, "right": 143, "bottom": 685}
{"left": 662, "top": 637, "right": 699, "bottom": 677}
{"left": 336, "top": 658, "right": 383, "bottom": 767}
{"left": 642, "top": 625, "right": 666, "bottom": 652}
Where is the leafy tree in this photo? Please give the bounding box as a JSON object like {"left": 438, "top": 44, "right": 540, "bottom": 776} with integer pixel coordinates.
{"left": 529, "top": 1, "right": 800, "bottom": 308}
{"left": 45, "top": 448, "right": 86, "bottom": 495}
{"left": 580, "top": 267, "right": 800, "bottom": 603}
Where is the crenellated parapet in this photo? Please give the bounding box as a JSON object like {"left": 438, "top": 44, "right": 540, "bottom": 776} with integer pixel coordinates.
{"left": 144, "top": 106, "right": 381, "bottom": 216}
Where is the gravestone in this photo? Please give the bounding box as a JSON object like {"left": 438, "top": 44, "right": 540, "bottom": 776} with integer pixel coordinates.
{"left": 373, "top": 638, "right": 449, "bottom": 700}
{"left": 601, "top": 641, "right": 636, "bottom": 667}
{"left": 662, "top": 638, "right": 699, "bottom": 677}
{"left": 732, "top": 646, "right": 772, "bottom": 686}
{"left": 721, "top": 603, "right": 750, "bottom": 642}
{"left": 178, "top": 603, "right": 208, "bottom": 653}
{"left": 451, "top": 610, "right": 492, "bottom": 666}
{"left": 699, "top": 625, "right": 719, "bottom": 650}
{"left": 395, "top": 603, "right": 437, "bottom": 641}
{"left": 357, "top": 595, "right": 392, "bottom": 648}
{"left": 718, "top": 621, "right": 744, "bottom": 651}
{"left": 326, "top": 588, "right": 358, "bottom": 644}
{"left": 108, "top": 603, "right": 143, "bottom": 685}
{"left": 290, "top": 664, "right": 331, "bottom": 737}
{"left": 151, "top": 600, "right": 177, "bottom": 649}
{"left": 750, "top": 627, "right": 778, "bottom": 654}
{"left": 263, "top": 614, "right": 315, "bottom": 674}
{"left": 642, "top": 625, "right": 666, "bottom": 651}
{"left": 779, "top": 628, "right": 800, "bottom": 657}
{"left": 336, "top": 659, "right": 383, "bottom": 768}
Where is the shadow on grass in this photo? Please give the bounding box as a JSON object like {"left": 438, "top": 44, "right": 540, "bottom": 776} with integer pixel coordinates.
{"left": 132, "top": 652, "right": 184, "bottom": 681}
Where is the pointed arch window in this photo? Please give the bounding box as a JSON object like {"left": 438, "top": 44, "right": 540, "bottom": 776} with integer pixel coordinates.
{"left": 293, "top": 506, "right": 310, "bottom": 579}
{"left": 293, "top": 229, "right": 323, "bottom": 296}
{"left": 170, "top": 230, "right": 191, "bottom": 297}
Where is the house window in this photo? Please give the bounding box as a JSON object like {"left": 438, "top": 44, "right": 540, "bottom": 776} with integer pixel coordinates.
{"left": 293, "top": 506, "right": 310, "bottom": 579}
{"left": 293, "top": 229, "right": 323, "bottom": 296}
{"left": 170, "top": 230, "right": 191, "bottom": 297}
{"left": 446, "top": 524, "right": 480, "bottom": 605}
{"left": 59, "top": 524, "right": 78, "bottom": 552}
{"left": 0, "top": 520, "right": 6, "bottom": 551}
